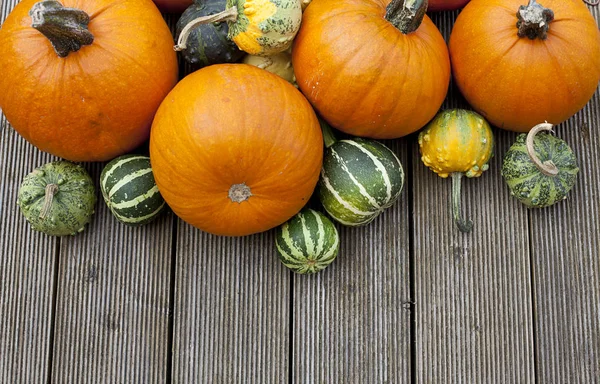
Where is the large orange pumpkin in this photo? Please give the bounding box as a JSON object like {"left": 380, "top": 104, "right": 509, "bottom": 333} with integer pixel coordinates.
{"left": 292, "top": 0, "right": 451, "bottom": 139}
{"left": 0, "top": 0, "right": 178, "bottom": 161}
{"left": 149, "top": 64, "right": 323, "bottom": 237}
{"left": 449, "top": 0, "right": 600, "bottom": 132}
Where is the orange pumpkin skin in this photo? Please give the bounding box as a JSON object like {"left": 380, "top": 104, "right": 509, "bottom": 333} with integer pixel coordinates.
{"left": 0, "top": 0, "right": 178, "bottom": 161}
{"left": 292, "top": 0, "right": 451, "bottom": 139}
{"left": 449, "top": 0, "right": 600, "bottom": 132}
{"left": 149, "top": 64, "right": 323, "bottom": 237}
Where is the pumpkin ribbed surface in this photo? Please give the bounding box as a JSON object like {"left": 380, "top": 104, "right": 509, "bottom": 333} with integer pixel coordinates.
{"left": 449, "top": 0, "right": 600, "bottom": 132}
{"left": 0, "top": 0, "right": 178, "bottom": 161}
{"left": 17, "top": 161, "right": 97, "bottom": 236}
{"left": 319, "top": 138, "right": 404, "bottom": 226}
{"left": 292, "top": 0, "right": 450, "bottom": 138}
{"left": 501, "top": 133, "right": 579, "bottom": 208}
{"left": 100, "top": 155, "right": 166, "bottom": 226}
{"left": 275, "top": 208, "right": 339, "bottom": 274}
{"left": 149, "top": 64, "right": 323, "bottom": 237}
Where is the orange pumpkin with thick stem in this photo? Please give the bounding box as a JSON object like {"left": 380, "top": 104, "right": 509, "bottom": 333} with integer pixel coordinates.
{"left": 149, "top": 64, "right": 323, "bottom": 237}
{"left": 0, "top": 0, "right": 178, "bottom": 161}
{"left": 449, "top": 0, "right": 600, "bottom": 132}
{"left": 292, "top": 0, "right": 450, "bottom": 139}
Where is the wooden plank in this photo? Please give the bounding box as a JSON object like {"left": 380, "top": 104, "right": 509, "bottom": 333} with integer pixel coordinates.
{"left": 413, "top": 11, "right": 535, "bottom": 382}
{"left": 50, "top": 162, "right": 174, "bottom": 383}
{"left": 0, "top": 114, "right": 59, "bottom": 383}
{"left": 292, "top": 140, "right": 411, "bottom": 383}
{"left": 530, "top": 3, "right": 600, "bottom": 376}
{"left": 172, "top": 226, "right": 290, "bottom": 383}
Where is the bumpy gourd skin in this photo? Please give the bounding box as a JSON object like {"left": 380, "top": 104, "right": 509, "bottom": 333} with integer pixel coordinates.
{"left": 228, "top": 0, "right": 302, "bottom": 56}
{"left": 17, "top": 161, "right": 97, "bottom": 236}
{"left": 501, "top": 133, "right": 579, "bottom": 208}
{"left": 418, "top": 109, "right": 494, "bottom": 178}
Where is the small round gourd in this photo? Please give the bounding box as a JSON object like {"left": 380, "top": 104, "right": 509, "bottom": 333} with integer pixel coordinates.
{"left": 100, "top": 155, "right": 166, "bottom": 226}
{"left": 175, "top": 0, "right": 244, "bottom": 66}
{"left": 318, "top": 122, "right": 405, "bottom": 226}
{"left": 17, "top": 161, "right": 96, "bottom": 236}
{"left": 275, "top": 208, "right": 340, "bottom": 274}
{"left": 418, "top": 109, "right": 494, "bottom": 232}
{"left": 501, "top": 123, "right": 579, "bottom": 208}
{"left": 175, "top": 0, "right": 302, "bottom": 56}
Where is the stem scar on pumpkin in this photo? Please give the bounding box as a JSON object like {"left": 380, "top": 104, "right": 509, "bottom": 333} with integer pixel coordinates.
{"left": 385, "top": 0, "right": 428, "bottom": 34}
{"left": 229, "top": 183, "right": 252, "bottom": 203}
{"left": 29, "top": 0, "right": 94, "bottom": 58}
{"left": 516, "top": 0, "right": 554, "bottom": 40}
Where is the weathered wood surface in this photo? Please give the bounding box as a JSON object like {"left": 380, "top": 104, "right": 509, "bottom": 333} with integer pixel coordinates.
{"left": 50, "top": 163, "right": 174, "bottom": 383}
{"left": 172, "top": 227, "right": 290, "bottom": 383}
{"left": 1, "top": 1, "right": 600, "bottom": 383}
{"left": 293, "top": 140, "right": 411, "bottom": 383}
{"left": 0, "top": 116, "right": 59, "bottom": 384}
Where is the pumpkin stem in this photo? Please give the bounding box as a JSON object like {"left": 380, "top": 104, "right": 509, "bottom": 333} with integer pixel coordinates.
{"left": 451, "top": 173, "right": 473, "bottom": 233}
{"left": 229, "top": 183, "right": 252, "bottom": 203}
{"left": 526, "top": 123, "right": 560, "bottom": 177}
{"left": 39, "top": 183, "right": 59, "bottom": 220}
{"left": 174, "top": 7, "right": 238, "bottom": 51}
{"left": 385, "top": 0, "right": 428, "bottom": 34}
{"left": 320, "top": 119, "right": 337, "bottom": 148}
{"left": 29, "top": 1, "right": 94, "bottom": 58}
{"left": 516, "top": 0, "right": 554, "bottom": 40}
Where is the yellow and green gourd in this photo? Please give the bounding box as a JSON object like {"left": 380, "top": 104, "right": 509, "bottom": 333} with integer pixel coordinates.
{"left": 501, "top": 123, "right": 579, "bottom": 208}
{"left": 318, "top": 121, "right": 405, "bottom": 226}
{"left": 175, "top": 0, "right": 302, "bottom": 56}
{"left": 242, "top": 48, "right": 296, "bottom": 85}
{"left": 418, "top": 109, "right": 494, "bottom": 232}
{"left": 17, "top": 161, "right": 96, "bottom": 236}
{"left": 275, "top": 208, "right": 339, "bottom": 274}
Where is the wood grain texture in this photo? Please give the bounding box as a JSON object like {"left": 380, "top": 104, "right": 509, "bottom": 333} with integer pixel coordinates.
{"left": 172, "top": 226, "right": 290, "bottom": 383}
{"left": 50, "top": 162, "right": 174, "bottom": 383}
{"left": 292, "top": 140, "right": 411, "bottom": 383}
{"left": 529, "top": 3, "right": 600, "bottom": 377}
{"left": 0, "top": 115, "right": 59, "bottom": 384}
{"left": 412, "top": 11, "right": 536, "bottom": 383}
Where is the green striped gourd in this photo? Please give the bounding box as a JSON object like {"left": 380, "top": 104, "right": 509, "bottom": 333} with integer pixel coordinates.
{"left": 318, "top": 122, "right": 404, "bottom": 226}
{"left": 17, "top": 161, "right": 96, "bottom": 236}
{"left": 275, "top": 208, "right": 339, "bottom": 274}
{"left": 100, "top": 155, "right": 166, "bottom": 226}
{"left": 501, "top": 123, "right": 579, "bottom": 208}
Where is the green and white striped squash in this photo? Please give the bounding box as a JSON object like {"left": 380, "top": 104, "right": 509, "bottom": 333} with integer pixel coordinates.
{"left": 100, "top": 155, "right": 166, "bottom": 226}
{"left": 501, "top": 123, "right": 579, "bottom": 208}
{"left": 318, "top": 138, "right": 404, "bottom": 226}
{"left": 275, "top": 208, "right": 339, "bottom": 274}
{"left": 17, "top": 161, "right": 96, "bottom": 236}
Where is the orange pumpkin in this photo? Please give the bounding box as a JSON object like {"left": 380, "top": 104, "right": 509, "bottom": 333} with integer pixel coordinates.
{"left": 149, "top": 64, "right": 323, "bottom": 237}
{"left": 0, "top": 0, "right": 178, "bottom": 161}
{"left": 449, "top": 0, "right": 600, "bottom": 132}
{"left": 292, "top": 0, "right": 451, "bottom": 139}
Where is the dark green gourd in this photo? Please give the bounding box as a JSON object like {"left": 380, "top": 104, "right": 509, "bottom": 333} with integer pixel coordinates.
{"left": 318, "top": 121, "right": 405, "bottom": 226}
{"left": 17, "top": 161, "right": 96, "bottom": 236}
{"left": 100, "top": 155, "right": 166, "bottom": 226}
{"left": 501, "top": 123, "right": 579, "bottom": 208}
{"left": 275, "top": 208, "right": 340, "bottom": 274}
{"left": 175, "top": 0, "right": 244, "bottom": 66}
